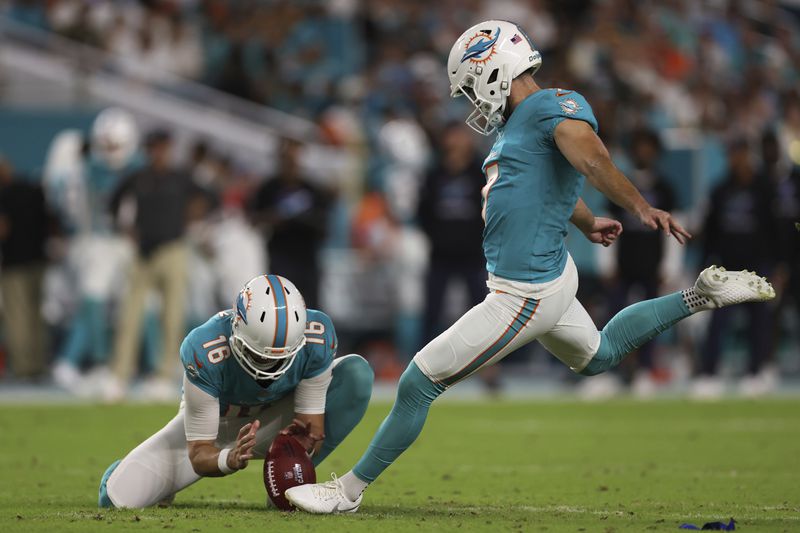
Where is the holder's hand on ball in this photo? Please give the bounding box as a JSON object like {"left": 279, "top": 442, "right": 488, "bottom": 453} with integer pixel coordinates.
{"left": 280, "top": 418, "right": 324, "bottom": 455}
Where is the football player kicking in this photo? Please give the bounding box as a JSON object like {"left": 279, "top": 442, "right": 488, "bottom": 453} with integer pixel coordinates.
{"left": 286, "top": 20, "right": 775, "bottom": 513}
{"left": 98, "top": 275, "right": 373, "bottom": 509}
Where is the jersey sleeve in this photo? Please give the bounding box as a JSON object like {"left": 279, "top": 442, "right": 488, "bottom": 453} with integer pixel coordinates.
{"left": 536, "top": 90, "right": 598, "bottom": 142}
{"left": 179, "top": 332, "right": 222, "bottom": 398}
{"left": 294, "top": 365, "right": 333, "bottom": 414}
{"left": 183, "top": 374, "right": 220, "bottom": 441}
{"left": 302, "top": 311, "right": 337, "bottom": 379}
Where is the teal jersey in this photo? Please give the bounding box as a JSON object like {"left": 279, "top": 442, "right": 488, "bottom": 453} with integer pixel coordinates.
{"left": 482, "top": 89, "right": 598, "bottom": 283}
{"left": 180, "top": 309, "right": 337, "bottom": 416}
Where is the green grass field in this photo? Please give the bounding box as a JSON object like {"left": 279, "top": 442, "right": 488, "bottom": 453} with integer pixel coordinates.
{"left": 1, "top": 399, "right": 799, "bottom": 532}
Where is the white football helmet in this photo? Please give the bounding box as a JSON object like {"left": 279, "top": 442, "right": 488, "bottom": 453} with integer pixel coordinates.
{"left": 447, "top": 20, "right": 542, "bottom": 135}
{"left": 230, "top": 275, "right": 308, "bottom": 381}
{"left": 91, "top": 108, "right": 139, "bottom": 169}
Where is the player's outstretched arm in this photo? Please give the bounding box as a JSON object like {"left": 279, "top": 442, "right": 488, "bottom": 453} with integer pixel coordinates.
{"left": 183, "top": 375, "right": 259, "bottom": 476}
{"left": 554, "top": 119, "right": 692, "bottom": 244}
{"left": 570, "top": 198, "right": 623, "bottom": 247}
{"left": 187, "top": 420, "right": 260, "bottom": 477}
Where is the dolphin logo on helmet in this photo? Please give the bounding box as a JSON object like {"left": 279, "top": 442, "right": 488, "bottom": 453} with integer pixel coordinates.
{"left": 460, "top": 28, "right": 500, "bottom": 64}
{"left": 235, "top": 288, "right": 252, "bottom": 324}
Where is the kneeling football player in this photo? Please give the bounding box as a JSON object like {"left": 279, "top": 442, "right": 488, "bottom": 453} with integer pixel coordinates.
{"left": 98, "top": 275, "right": 374, "bottom": 509}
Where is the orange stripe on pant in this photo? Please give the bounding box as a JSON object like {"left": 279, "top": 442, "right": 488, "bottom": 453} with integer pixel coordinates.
{"left": 441, "top": 298, "right": 539, "bottom": 386}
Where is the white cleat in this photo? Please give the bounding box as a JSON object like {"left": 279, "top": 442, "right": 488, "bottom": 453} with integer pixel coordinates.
{"left": 285, "top": 474, "right": 362, "bottom": 514}
{"left": 689, "top": 376, "right": 725, "bottom": 400}
{"left": 576, "top": 373, "right": 621, "bottom": 400}
{"left": 100, "top": 375, "right": 127, "bottom": 404}
{"left": 53, "top": 361, "right": 84, "bottom": 395}
{"left": 84, "top": 366, "right": 114, "bottom": 398}
{"left": 138, "top": 377, "right": 178, "bottom": 403}
{"left": 694, "top": 266, "right": 775, "bottom": 309}
{"left": 738, "top": 366, "right": 779, "bottom": 398}
{"left": 631, "top": 370, "right": 659, "bottom": 399}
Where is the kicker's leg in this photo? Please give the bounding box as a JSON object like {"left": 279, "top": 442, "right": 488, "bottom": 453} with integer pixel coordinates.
{"left": 542, "top": 267, "right": 775, "bottom": 376}
{"left": 343, "top": 291, "right": 549, "bottom": 500}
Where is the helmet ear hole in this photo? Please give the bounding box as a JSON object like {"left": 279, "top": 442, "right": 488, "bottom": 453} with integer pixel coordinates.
{"left": 487, "top": 68, "right": 499, "bottom": 84}
{"left": 295, "top": 311, "right": 300, "bottom": 322}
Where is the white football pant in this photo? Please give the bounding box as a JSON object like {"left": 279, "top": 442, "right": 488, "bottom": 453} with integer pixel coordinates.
{"left": 69, "top": 235, "right": 133, "bottom": 300}
{"left": 414, "top": 256, "right": 601, "bottom": 385}
{"left": 105, "top": 393, "right": 294, "bottom": 508}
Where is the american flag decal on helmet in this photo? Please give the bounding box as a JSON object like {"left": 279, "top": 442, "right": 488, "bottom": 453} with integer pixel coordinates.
{"left": 510, "top": 34, "right": 522, "bottom": 44}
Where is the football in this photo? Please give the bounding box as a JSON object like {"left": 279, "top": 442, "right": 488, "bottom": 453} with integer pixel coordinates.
{"left": 264, "top": 434, "right": 316, "bottom": 511}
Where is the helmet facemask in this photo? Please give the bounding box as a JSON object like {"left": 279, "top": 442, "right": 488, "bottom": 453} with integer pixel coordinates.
{"left": 451, "top": 65, "right": 510, "bottom": 136}
{"left": 230, "top": 324, "right": 306, "bottom": 382}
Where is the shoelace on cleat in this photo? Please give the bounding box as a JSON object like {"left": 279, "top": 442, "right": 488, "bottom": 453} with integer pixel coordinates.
{"left": 310, "top": 473, "right": 346, "bottom": 501}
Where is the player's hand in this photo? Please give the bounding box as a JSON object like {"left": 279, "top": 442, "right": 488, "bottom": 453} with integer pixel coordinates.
{"left": 637, "top": 207, "right": 692, "bottom": 244}
{"left": 582, "top": 217, "right": 622, "bottom": 247}
{"left": 229, "top": 420, "right": 260, "bottom": 470}
{"left": 280, "top": 418, "right": 325, "bottom": 455}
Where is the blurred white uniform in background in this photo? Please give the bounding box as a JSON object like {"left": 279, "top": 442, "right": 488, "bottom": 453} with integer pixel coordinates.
{"left": 44, "top": 109, "right": 140, "bottom": 393}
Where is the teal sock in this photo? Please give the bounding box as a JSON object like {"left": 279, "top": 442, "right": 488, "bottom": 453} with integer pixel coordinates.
{"left": 313, "top": 355, "right": 374, "bottom": 466}
{"left": 352, "top": 361, "right": 445, "bottom": 483}
{"left": 142, "top": 310, "right": 163, "bottom": 374}
{"left": 86, "top": 299, "right": 108, "bottom": 365}
{"left": 98, "top": 459, "right": 120, "bottom": 508}
{"left": 581, "top": 292, "right": 691, "bottom": 376}
{"left": 59, "top": 300, "right": 91, "bottom": 366}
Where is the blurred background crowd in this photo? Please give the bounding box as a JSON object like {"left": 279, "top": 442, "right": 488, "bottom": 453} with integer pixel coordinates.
{"left": 0, "top": 0, "right": 798, "bottom": 401}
